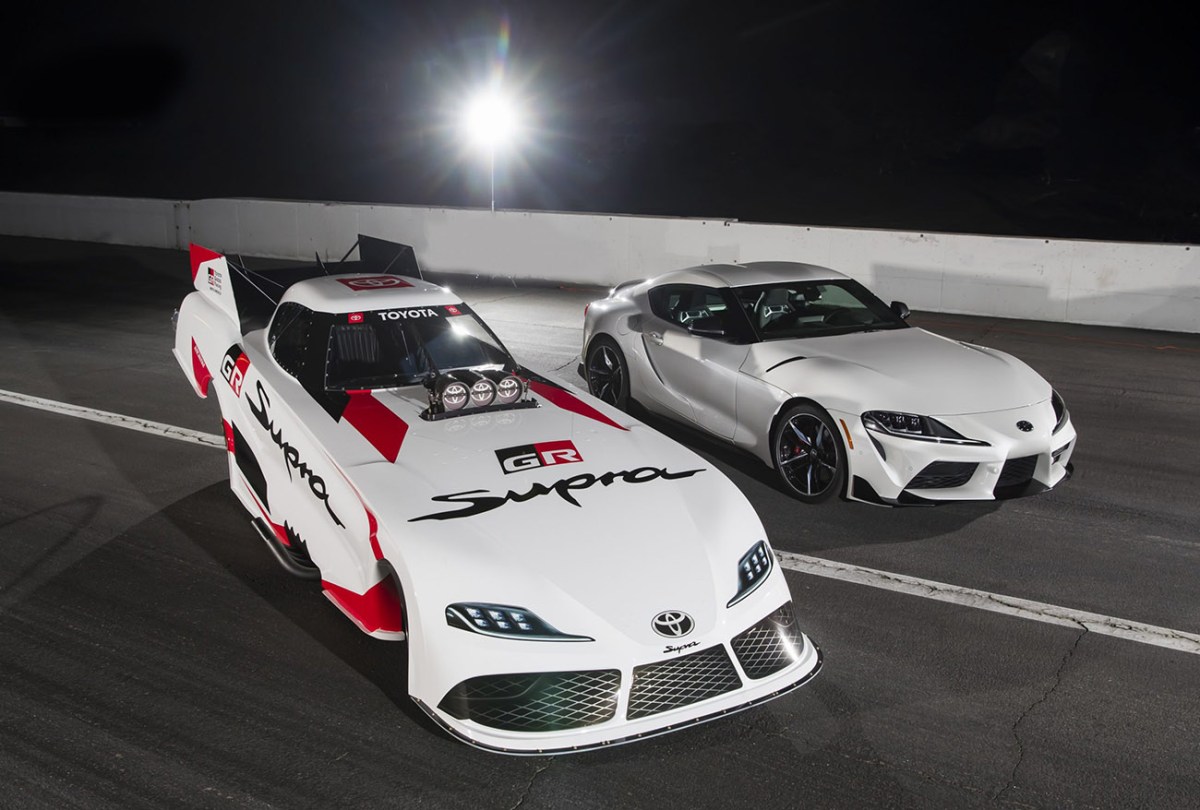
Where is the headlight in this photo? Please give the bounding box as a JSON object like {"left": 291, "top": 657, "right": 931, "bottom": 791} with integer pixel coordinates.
{"left": 862, "top": 411, "right": 989, "bottom": 446}
{"left": 433, "top": 375, "right": 470, "bottom": 412}
{"left": 469, "top": 377, "right": 497, "bottom": 407}
{"left": 445, "top": 603, "right": 592, "bottom": 642}
{"left": 1051, "top": 389, "right": 1069, "bottom": 434}
{"left": 727, "top": 541, "right": 773, "bottom": 608}
{"left": 492, "top": 373, "right": 525, "bottom": 405}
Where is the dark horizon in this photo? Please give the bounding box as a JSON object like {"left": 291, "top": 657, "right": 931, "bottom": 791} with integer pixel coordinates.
{"left": 2, "top": 1, "right": 1197, "bottom": 243}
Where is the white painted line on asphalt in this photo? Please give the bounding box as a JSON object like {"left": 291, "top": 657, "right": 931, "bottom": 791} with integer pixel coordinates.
{"left": 0, "top": 388, "right": 225, "bottom": 449}
{"left": 777, "top": 551, "right": 1200, "bottom": 655}
{"left": 6, "top": 387, "right": 1199, "bottom": 656}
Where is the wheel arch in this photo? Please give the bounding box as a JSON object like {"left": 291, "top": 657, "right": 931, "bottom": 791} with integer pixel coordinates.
{"left": 768, "top": 397, "right": 853, "bottom": 500}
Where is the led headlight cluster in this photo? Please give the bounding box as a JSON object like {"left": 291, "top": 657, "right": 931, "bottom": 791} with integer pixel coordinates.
{"left": 862, "top": 411, "right": 989, "bottom": 446}
{"left": 727, "top": 540, "right": 774, "bottom": 607}
{"left": 1051, "top": 389, "right": 1069, "bottom": 434}
{"left": 445, "top": 603, "right": 593, "bottom": 642}
{"left": 429, "top": 370, "right": 527, "bottom": 415}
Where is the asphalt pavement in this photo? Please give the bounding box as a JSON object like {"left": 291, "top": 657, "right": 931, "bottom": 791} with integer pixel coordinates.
{"left": 2, "top": 237, "right": 1198, "bottom": 809}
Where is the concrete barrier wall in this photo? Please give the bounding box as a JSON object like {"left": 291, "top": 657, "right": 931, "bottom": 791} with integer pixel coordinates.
{"left": 1, "top": 191, "right": 1196, "bottom": 332}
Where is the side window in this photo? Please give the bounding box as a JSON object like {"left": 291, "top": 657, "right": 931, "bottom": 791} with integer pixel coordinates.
{"left": 647, "top": 284, "right": 751, "bottom": 342}
{"left": 648, "top": 285, "right": 684, "bottom": 322}
{"left": 269, "top": 303, "right": 314, "bottom": 378}
{"left": 648, "top": 284, "right": 716, "bottom": 326}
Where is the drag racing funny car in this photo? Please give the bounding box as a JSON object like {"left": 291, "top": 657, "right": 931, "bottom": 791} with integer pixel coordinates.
{"left": 583, "top": 261, "right": 1077, "bottom": 505}
{"left": 172, "top": 236, "right": 822, "bottom": 754}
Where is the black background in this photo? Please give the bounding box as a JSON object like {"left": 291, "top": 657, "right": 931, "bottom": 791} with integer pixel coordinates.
{"left": 2, "top": 1, "right": 1197, "bottom": 242}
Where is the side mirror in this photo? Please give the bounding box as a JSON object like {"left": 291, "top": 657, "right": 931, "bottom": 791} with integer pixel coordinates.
{"left": 890, "top": 301, "right": 910, "bottom": 320}
{"left": 687, "top": 315, "right": 726, "bottom": 337}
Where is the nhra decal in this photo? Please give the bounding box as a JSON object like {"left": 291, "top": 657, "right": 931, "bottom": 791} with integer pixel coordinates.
{"left": 496, "top": 440, "right": 582, "bottom": 474}
{"left": 220, "top": 346, "right": 251, "bottom": 397}
{"left": 336, "top": 275, "right": 412, "bottom": 291}
{"left": 189, "top": 243, "right": 223, "bottom": 283}
{"left": 190, "top": 338, "right": 214, "bottom": 395}
{"left": 409, "top": 466, "right": 705, "bottom": 522}
{"left": 207, "top": 265, "right": 223, "bottom": 294}
{"left": 523, "top": 374, "right": 628, "bottom": 432}
{"left": 376, "top": 307, "right": 441, "bottom": 320}
{"left": 248, "top": 380, "right": 345, "bottom": 527}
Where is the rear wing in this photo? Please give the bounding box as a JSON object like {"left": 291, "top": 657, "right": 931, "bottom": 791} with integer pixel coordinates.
{"left": 188, "top": 235, "right": 422, "bottom": 335}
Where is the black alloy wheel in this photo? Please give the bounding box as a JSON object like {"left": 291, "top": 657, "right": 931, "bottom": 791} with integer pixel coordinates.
{"left": 585, "top": 337, "right": 630, "bottom": 410}
{"left": 771, "top": 403, "right": 846, "bottom": 503}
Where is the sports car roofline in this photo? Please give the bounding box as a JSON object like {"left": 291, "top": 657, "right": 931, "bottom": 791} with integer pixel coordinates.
{"left": 645, "top": 261, "right": 850, "bottom": 290}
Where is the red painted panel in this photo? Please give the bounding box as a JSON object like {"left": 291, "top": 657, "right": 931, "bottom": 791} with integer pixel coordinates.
{"left": 323, "top": 576, "right": 404, "bottom": 634}
{"left": 367, "top": 508, "right": 383, "bottom": 561}
{"left": 191, "top": 338, "right": 213, "bottom": 396}
{"left": 189, "top": 243, "right": 224, "bottom": 283}
{"left": 343, "top": 392, "right": 408, "bottom": 462}
{"left": 527, "top": 379, "right": 628, "bottom": 431}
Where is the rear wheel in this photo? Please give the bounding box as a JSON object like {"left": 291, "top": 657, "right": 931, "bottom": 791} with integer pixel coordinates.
{"left": 585, "top": 336, "right": 630, "bottom": 411}
{"left": 771, "top": 404, "right": 846, "bottom": 503}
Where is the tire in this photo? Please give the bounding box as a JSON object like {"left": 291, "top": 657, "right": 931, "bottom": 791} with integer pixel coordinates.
{"left": 585, "top": 336, "right": 631, "bottom": 411}
{"left": 771, "top": 403, "right": 846, "bottom": 503}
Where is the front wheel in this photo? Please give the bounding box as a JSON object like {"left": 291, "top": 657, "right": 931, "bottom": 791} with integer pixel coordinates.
{"left": 585, "top": 336, "right": 630, "bottom": 411}
{"left": 771, "top": 404, "right": 846, "bottom": 503}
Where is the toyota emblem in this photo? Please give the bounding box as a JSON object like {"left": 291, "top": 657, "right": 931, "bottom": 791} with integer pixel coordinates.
{"left": 652, "top": 611, "right": 695, "bottom": 638}
{"left": 1016, "top": 420, "right": 1033, "bottom": 432}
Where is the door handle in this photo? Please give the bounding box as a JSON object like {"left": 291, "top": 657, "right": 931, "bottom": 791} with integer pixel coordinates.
{"left": 648, "top": 331, "right": 664, "bottom": 345}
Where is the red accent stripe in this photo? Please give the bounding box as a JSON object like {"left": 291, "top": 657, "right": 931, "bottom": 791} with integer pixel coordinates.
{"left": 343, "top": 392, "right": 408, "bottom": 462}
{"left": 367, "top": 509, "right": 382, "bottom": 561}
{"left": 323, "top": 577, "right": 404, "bottom": 633}
{"left": 222, "top": 419, "right": 235, "bottom": 453}
{"left": 191, "top": 338, "right": 213, "bottom": 396}
{"left": 189, "top": 243, "right": 224, "bottom": 283}
{"left": 527, "top": 379, "right": 628, "bottom": 431}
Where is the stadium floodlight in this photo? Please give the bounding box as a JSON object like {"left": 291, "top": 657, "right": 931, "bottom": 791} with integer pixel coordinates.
{"left": 462, "top": 85, "right": 521, "bottom": 212}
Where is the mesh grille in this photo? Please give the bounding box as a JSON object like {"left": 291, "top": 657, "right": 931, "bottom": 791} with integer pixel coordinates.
{"left": 907, "top": 460, "right": 978, "bottom": 489}
{"left": 996, "top": 455, "right": 1037, "bottom": 488}
{"left": 731, "top": 602, "right": 806, "bottom": 680}
{"left": 438, "top": 670, "right": 620, "bottom": 732}
{"left": 627, "top": 645, "right": 742, "bottom": 720}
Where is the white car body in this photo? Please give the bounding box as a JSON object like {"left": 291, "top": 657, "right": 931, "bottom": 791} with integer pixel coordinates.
{"left": 582, "top": 262, "right": 1077, "bottom": 505}
{"left": 172, "top": 241, "right": 821, "bottom": 754}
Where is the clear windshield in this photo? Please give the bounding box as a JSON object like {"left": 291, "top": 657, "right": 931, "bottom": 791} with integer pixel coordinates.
{"left": 734, "top": 280, "right": 907, "bottom": 340}
{"left": 324, "top": 305, "right": 512, "bottom": 390}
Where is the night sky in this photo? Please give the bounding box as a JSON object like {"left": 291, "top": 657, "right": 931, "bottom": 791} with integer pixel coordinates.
{"left": 2, "top": 1, "right": 1198, "bottom": 243}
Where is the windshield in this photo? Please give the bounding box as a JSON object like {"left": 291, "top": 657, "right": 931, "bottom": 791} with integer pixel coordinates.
{"left": 324, "top": 304, "right": 513, "bottom": 390}
{"left": 734, "top": 279, "right": 907, "bottom": 340}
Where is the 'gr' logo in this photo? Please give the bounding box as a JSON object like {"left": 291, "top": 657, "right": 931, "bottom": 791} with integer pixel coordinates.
{"left": 220, "top": 346, "right": 251, "bottom": 397}
{"left": 496, "top": 440, "right": 582, "bottom": 474}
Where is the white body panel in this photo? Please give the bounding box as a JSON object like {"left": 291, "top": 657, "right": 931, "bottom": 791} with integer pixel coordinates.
{"left": 584, "top": 262, "right": 1078, "bottom": 505}
{"left": 173, "top": 250, "right": 821, "bottom": 754}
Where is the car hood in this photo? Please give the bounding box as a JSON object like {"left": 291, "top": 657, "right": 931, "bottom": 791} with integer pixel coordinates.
{"left": 747, "top": 327, "right": 1051, "bottom": 415}
{"left": 336, "top": 384, "right": 766, "bottom": 645}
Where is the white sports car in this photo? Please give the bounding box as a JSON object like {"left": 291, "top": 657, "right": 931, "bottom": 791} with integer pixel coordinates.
{"left": 582, "top": 262, "right": 1077, "bottom": 505}
{"left": 172, "top": 236, "right": 821, "bottom": 754}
